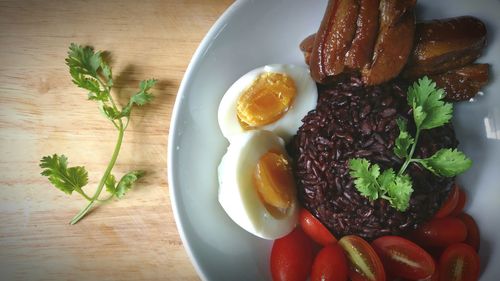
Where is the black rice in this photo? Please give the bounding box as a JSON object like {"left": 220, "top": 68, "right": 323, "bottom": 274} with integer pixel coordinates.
{"left": 288, "top": 76, "right": 457, "bottom": 240}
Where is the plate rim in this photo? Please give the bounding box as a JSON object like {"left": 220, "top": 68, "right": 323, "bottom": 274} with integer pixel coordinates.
{"left": 167, "top": 1, "right": 245, "bottom": 280}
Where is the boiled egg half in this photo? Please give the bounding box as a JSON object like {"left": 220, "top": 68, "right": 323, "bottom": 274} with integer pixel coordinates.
{"left": 218, "top": 64, "right": 317, "bottom": 143}
{"left": 218, "top": 130, "right": 298, "bottom": 239}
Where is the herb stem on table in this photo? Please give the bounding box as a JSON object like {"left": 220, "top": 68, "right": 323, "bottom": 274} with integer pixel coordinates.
{"left": 40, "top": 43, "right": 156, "bottom": 224}
{"left": 69, "top": 121, "right": 124, "bottom": 225}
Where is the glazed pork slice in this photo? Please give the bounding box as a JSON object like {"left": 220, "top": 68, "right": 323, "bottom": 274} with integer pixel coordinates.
{"left": 429, "top": 63, "right": 490, "bottom": 102}
{"left": 299, "top": 33, "right": 315, "bottom": 66}
{"left": 403, "top": 16, "right": 487, "bottom": 79}
{"left": 344, "top": 0, "right": 380, "bottom": 69}
{"left": 361, "top": 0, "right": 416, "bottom": 85}
{"left": 310, "top": 0, "right": 360, "bottom": 83}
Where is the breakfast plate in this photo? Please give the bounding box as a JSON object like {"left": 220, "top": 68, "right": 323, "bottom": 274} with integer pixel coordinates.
{"left": 168, "top": 0, "right": 500, "bottom": 280}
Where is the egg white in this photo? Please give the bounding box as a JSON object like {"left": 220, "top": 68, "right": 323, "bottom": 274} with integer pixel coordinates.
{"left": 217, "top": 130, "right": 299, "bottom": 240}
{"left": 218, "top": 64, "right": 317, "bottom": 143}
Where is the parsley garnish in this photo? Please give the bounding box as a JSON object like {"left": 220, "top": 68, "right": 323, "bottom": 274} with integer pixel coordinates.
{"left": 40, "top": 44, "right": 156, "bottom": 224}
{"left": 349, "top": 77, "right": 472, "bottom": 211}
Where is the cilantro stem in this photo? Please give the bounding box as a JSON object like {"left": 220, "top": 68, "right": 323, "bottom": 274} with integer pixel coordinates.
{"left": 95, "top": 76, "right": 119, "bottom": 114}
{"left": 69, "top": 120, "right": 125, "bottom": 225}
{"left": 75, "top": 189, "right": 93, "bottom": 201}
{"left": 398, "top": 126, "right": 421, "bottom": 176}
{"left": 97, "top": 194, "right": 115, "bottom": 202}
{"left": 95, "top": 76, "right": 122, "bottom": 130}
{"left": 70, "top": 201, "right": 96, "bottom": 224}
{"left": 381, "top": 195, "right": 392, "bottom": 201}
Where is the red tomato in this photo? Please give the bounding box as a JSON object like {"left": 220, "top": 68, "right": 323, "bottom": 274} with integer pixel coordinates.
{"left": 311, "top": 243, "right": 348, "bottom": 281}
{"left": 450, "top": 189, "right": 467, "bottom": 216}
{"left": 386, "top": 261, "right": 439, "bottom": 281}
{"left": 411, "top": 217, "right": 467, "bottom": 247}
{"left": 270, "top": 227, "right": 314, "bottom": 281}
{"left": 299, "top": 208, "right": 337, "bottom": 246}
{"left": 458, "top": 213, "right": 480, "bottom": 251}
{"left": 371, "top": 236, "right": 435, "bottom": 280}
{"left": 423, "top": 266, "right": 439, "bottom": 281}
{"left": 338, "top": 235, "right": 386, "bottom": 281}
{"left": 439, "top": 243, "right": 480, "bottom": 281}
{"left": 434, "top": 184, "right": 459, "bottom": 218}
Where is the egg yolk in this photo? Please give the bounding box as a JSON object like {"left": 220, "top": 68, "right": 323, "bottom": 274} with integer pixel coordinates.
{"left": 236, "top": 72, "right": 296, "bottom": 129}
{"left": 253, "top": 150, "right": 296, "bottom": 218}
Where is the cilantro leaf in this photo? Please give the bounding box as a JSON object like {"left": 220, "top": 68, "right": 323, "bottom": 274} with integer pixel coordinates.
{"left": 419, "top": 149, "right": 473, "bottom": 177}
{"left": 377, "top": 168, "right": 396, "bottom": 191}
{"left": 132, "top": 79, "right": 156, "bottom": 105}
{"left": 349, "top": 158, "right": 380, "bottom": 201}
{"left": 99, "top": 104, "right": 120, "bottom": 120}
{"left": 66, "top": 43, "right": 101, "bottom": 77}
{"left": 120, "top": 79, "right": 157, "bottom": 117}
{"left": 87, "top": 89, "right": 109, "bottom": 102}
{"left": 101, "top": 62, "right": 113, "bottom": 87}
{"left": 394, "top": 118, "right": 414, "bottom": 159}
{"left": 68, "top": 71, "right": 102, "bottom": 98}
{"left": 412, "top": 106, "right": 427, "bottom": 129}
{"left": 40, "top": 154, "right": 88, "bottom": 195}
{"left": 105, "top": 173, "right": 117, "bottom": 194}
{"left": 349, "top": 159, "right": 412, "bottom": 211}
{"left": 386, "top": 174, "right": 413, "bottom": 211}
{"left": 407, "top": 76, "right": 453, "bottom": 129}
{"left": 66, "top": 44, "right": 111, "bottom": 102}
{"left": 115, "top": 170, "right": 145, "bottom": 198}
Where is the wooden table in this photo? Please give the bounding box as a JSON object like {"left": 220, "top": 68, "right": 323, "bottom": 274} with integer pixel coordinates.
{"left": 0, "top": 0, "right": 233, "bottom": 280}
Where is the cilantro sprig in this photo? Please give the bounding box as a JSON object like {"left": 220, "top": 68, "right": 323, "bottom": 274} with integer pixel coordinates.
{"left": 349, "top": 77, "right": 472, "bottom": 211}
{"left": 40, "top": 44, "right": 156, "bottom": 224}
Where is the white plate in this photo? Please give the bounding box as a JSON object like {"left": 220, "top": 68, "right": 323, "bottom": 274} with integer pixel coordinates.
{"left": 168, "top": 0, "right": 500, "bottom": 280}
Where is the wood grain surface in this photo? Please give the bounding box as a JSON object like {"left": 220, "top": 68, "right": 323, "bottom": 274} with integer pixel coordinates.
{"left": 0, "top": 0, "right": 233, "bottom": 280}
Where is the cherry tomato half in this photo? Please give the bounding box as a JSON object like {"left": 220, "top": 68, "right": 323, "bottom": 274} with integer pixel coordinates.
{"left": 311, "top": 243, "right": 348, "bottom": 281}
{"left": 439, "top": 243, "right": 480, "bottom": 281}
{"left": 450, "top": 188, "right": 467, "bottom": 217}
{"left": 458, "top": 213, "right": 480, "bottom": 251}
{"left": 371, "top": 236, "right": 435, "bottom": 280}
{"left": 339, "top": 235, "right": 386, "bottom": 281}
{"left": 270, "top": 227, "right": 314, "bottom": 281}
{"left": 299, "top": 208, "right": 337, "bottom": 246}
{"left": 434, "top": 184, "right": 459, "bottom": 218}
{"left": 411, "top": 217, "right": 467, "bottom": 247}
